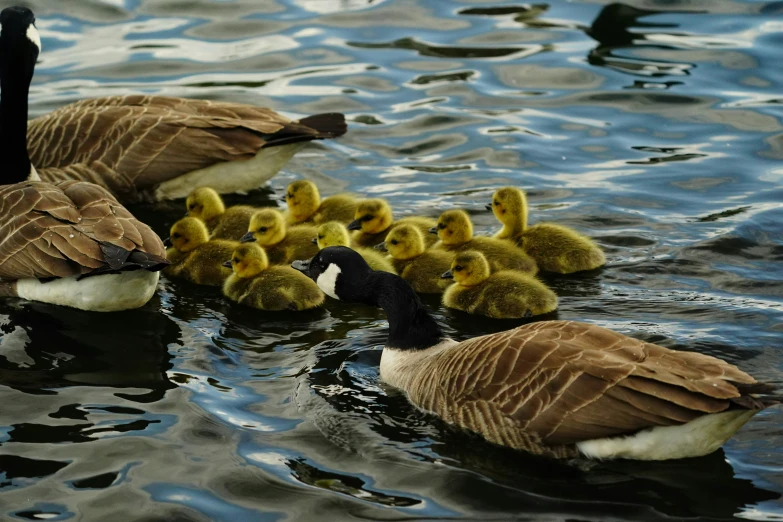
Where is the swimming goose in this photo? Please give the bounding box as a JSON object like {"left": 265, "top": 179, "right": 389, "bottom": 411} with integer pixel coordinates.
{"left": 0, "top": 6, "right": 168, "bottom": 311}
{"left": 185, "top": 186, "right": 258, "bottom": 241}
{"left": 222, "top": 243, "right": 324, "bottom": 311}
{"left": 314, "top": 222, "right": 395, "bottom": 273}
{"left": 240, "top": 208, "right": 319, "bottom": 264}
{"left": 284, "top": 180, "right": 357, "bottom": 225}
{"left": 376, "top": 224, "right": 453, "bottom": 293}
{"left": 164, "top": 218, "right": 237, "bottom": 286}
{"left": 431, "top": 210, "right": 538, "bottom": 274}
{"left": 347, "top": 198, "right": 436, "bottom": 249}
{"left": 489, "top": 187, "right": 605, "bottom": 274}
{"left": 442, "top": 251, "right": 557, "bottom": 318}
{"left": 27, "top": 98, "right": 346, "bottom": 203}
{"left": 293, "top": 246, "right": 778, "bottom": 460}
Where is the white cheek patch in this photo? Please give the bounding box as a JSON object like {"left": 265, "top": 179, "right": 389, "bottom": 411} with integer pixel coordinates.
{"left": 26, "top": 24, "right": 41, "bottom": 53}
{"left": 316, "top": 263, "right": 341, "bottom": 300}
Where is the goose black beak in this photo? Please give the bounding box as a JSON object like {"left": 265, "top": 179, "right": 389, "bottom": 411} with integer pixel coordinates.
{"left": 162, "top": 237, "right": 172, "bottom": 247}
{"left": 240, "top": 231, "right": 256, "bottom": 243}
{"left": 346, "top": 219, "right": 362, "bottom": 231}
{"left": 292, "top": 259, "right": 311, "bottom": 274}
{"left": 429, "top": 226, "right": 438, "bottom": 235}
{"left": 374, "top": 241, "right": 387, "bottom": 252}
{"left": 311, "top": 237, "right": 318, "bottom": 244}
{"left": 441, "top": 269, "right": 453, "bottom": 280}
{"left": 485, "top": 204, "right": 493, "bottom": 211}
{"left": 222, "top": 260, "right": 232, "bottom": 268}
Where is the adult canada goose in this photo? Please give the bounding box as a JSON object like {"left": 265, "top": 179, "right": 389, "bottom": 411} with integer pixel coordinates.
{"left": 240, "top": 208, "right": 319, "bottom": 264}
{"left": 376, "top": 224, "right": 454, "bottom": 294}
{"left": 442, "top": 251, "right": 557, "bottom": 318}
{"left": 489, "top": 187, "right": 605, "bottom": 274}
{"left": 222, "top": 243, "right": 324, "bottom": 311}
{"left": 347, "top": 198, "right": 437, "bottom": 249}
{"left": 27, "top": 101, "right": 346, "bottom": 204}
{"left": 314, "top": 222, "right": 395, "bottom": 273}
{"left": 0, "top": 6, "right": 168, "bottom": 311}
{"left": 185, "top": 186, "right": 258, "bottom": 241}
{"left": 293, "top": 247, "right": 778, "bottom": 460}
{"left": 164, "top": 218, "right": 237, "bottom": 286}
{"left": 431, "top": 210, "right": 538, "bottom": 274}
{"left": 284, "top": 180, "right": 357, "bottom": 225}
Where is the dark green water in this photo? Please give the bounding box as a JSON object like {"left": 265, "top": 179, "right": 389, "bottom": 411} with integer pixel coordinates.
{"left": 2, "top": 0, "right": 783, "bottom": 520}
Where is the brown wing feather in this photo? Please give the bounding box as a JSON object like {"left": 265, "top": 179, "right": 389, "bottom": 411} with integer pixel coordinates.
{"left": 0, "top": 181, "right": 167, "bottom": 280}
{"left": 405, "top": 320, "right": 766, "bottom": 457}
{"left": 29, "top": 95, "right": 346, "bottom": 197}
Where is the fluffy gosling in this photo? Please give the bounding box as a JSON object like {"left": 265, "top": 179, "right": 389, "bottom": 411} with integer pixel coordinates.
{"left": 442, "top": 251, "right": 557, "bottom": 319}
{"left": 240, "top": 208, "right": 319, "bottom": 264}
{"left": 347, "top": 198, "right": 436, "bottom": 248}
{"left": 186, "top": 187, "right": 258, "bottom": 241}
{"left": 315, "top": 222, "right": 395, "bottom": 273}
{"left": 222, "top": 243, "right": 324, "bottom": 311}
{"left": 165, "top": 217, "right": 237, "bottom": 286}
{"left": 377, "top": 224, "right": 454, "bottom": 294}
{"left": 284, "top": 180, "right": 357, "bottom": 225}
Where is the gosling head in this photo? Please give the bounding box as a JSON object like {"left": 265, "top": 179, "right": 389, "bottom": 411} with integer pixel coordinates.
{"left": 241, "top": 209, "right": 286, "bottom": 246}
{"left": 378, "top": 224, "right": 425, "bottom": 260}
{"left": 315, "top": 222, "right": 350, "bottom": 249}
{"left": 442, "top": 251, "right": 490, "bottom": 287}
{"left": 285, "top": 180, "right": 321, "bottom": 223}
{"left": 431, "top": 210, "right": 473, "bottom": 246}
{"left": 186, "top": 187, "right": 225, "bottom": 222}
{"left": 347, "top": 199, "right": 393, "bottom": 234}
{"left": 292, "top": 246, "right": 372, "bottom": 302}
{"left": 168, "top": 217, "right": 210, "bottom": 253}
{"left": 487, "top": 187, "right": 528, "bottom": 228}
{"left": 224, "top": 243, "right": 269, "bottom": 279}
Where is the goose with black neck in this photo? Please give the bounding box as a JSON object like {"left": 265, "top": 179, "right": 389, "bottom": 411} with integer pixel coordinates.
{"left": 0, "top": 6, "right": 168, "bottom": 311}
{"left": 293, "top": 246, "right": 778, "bottom": 460}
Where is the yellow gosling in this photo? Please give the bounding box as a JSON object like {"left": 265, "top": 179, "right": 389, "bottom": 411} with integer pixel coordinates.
{"left": 241, "top": 208, "right": 319, "bottom": 264}
{"left": 284, "top": 180, "right": 357, "bottom": 225}
{"left": 186, "top": 186, "right": 258, "bottom": 241}
{"left": 223, "top": 243, "right": 324, "bottom": 311}
{"left": 164, "top": 217, "right": 237, "bottom": 286}
{"left": 432, "top": 210, "right": 537, "bottom": 274}
{"left": 442, "top": 251, "right": 557, "bottom": 319}
{"left": 378, "top": 225, "right": 454, "bottom": 294}
{"left": 489, "top": 187, "right": 605, "bottom": 274}
{"left": 347, "top": 198, "right": 436, "bottom": 249}
{"left": 315, "top": 222, "right": 395, "bottom": 273}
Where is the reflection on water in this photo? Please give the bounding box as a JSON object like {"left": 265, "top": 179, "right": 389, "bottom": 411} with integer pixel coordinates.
{"left": 1, "top": 0, "right": 783, "bottom": 520}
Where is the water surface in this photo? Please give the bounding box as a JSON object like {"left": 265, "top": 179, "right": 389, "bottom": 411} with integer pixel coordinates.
{"left": 2, "top": 0, "right": 783, "bottom": 520}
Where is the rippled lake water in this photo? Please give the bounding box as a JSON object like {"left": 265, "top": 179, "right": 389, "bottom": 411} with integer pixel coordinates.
{"left": 2, "top": 0, "right": 783, "bottom": 520}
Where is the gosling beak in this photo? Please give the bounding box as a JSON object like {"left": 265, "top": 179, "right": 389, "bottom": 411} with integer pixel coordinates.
{"left": 280, "top": 195, "right": 288, "bottom": 203}
{"left": 292, "top": 258, "right": 311, "bottom": 274}
{"left": 311, "top": 237, "right": 318, "bottom": 244}
{"left": 441, "top": 269, "right": 453, "bottom": 280}
{"left": 374, "top": 241, "right": 387, "bottom": 252}
{"left": 162, "top": 237, "right": 171, "bottom": 247}
{"left": 429, "top": 227, "right": 438, "bottom": 235}
{"left": 346, "top": 219, "right": 362, "bottom": 231}
{"left": 485, "top": 204, "right": 493, "bottom": 211}
{"left": 240, "top": 231, "right": 255, "bottom": 243}
{"left": 222, "top": 260, "right": 232, "bottom": 268}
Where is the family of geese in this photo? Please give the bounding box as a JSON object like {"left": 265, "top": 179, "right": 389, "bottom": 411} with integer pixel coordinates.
{"left": 0, "top": 6, "right": 777, "bottom": 461}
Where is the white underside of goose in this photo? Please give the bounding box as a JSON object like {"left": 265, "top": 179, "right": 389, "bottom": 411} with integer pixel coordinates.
{"left": 380, "top": 343, "right": 756, "bottom": 461}
{"left": 154, "top": 143, "right": 305, "bottom": 201}
{"left": 27, "top": 165, "right": 40, "bottom": 181}
{"left": 16, "top": 270, "right": 159, "bottom": 312}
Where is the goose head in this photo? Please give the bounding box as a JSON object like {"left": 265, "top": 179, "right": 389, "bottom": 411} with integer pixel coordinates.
{"left": 314, "top": 221, "right": 350, "bottom": 249}
{"left": 347, "top": 199, "right": 393, "bottom": 234}
{"left": 186, "top": 187, "right": 225, "bottom": 222}
{"left": 432, "top": 210, "right": 473, "bottom": 246}
{"left": 292, "top": 246, "right": 372, "bottom": 302}
{"left": 169, "top": 217, "right": 210, "bottom": 253}
{"left": 285, "top": 180, "right": 321, "bottom": 222}
{"left": 242, "top": 208, "right": 286, "bottom": 246}
{"left": 442, "top": 251, "right": 490, "bottom": 287}
{"left": 227, "top": 243, "right": 269, "bottom": 279}
{"left": 378, "top": 224, "right": 425, "bottom": 260}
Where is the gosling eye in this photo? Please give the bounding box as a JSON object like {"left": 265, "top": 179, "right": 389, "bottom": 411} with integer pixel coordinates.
{"left": 438, "top": 223, "right": 446, "bottom": 230}
{"left": 362, "top": 215, "right": 373, "bottom": 222}
{"left": 318, "top": 235, "right": 323, "bottom": 239}
{"left": 232, "top": 257, "right": 239, "bottom": 264}
{"left": 287, "top": 192, "right": 293, "bottom": 199}
{"left": 391, "top": 240, "right": 398, "bottom": 245}
{"left": 189, "top": 204, "right": 196, "bottom": 210}
{"left": 172, "top": 233, "right": 181, "bottom": 239}
{"left": 493, "top": 201, "right": 499, "bottom": 206}
{"left": 258, "top": 227, "right": 268, "bottom": 233}
{"left": 454, "top": 265, "right": 463, "bottom": 271}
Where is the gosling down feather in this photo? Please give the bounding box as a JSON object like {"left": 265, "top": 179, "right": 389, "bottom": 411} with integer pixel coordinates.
{"left": 294, "top": 247, "right": 778, "bottom": 460}
{"left": 347, "top": 198, "right": 436, "bottom": 249}
{"left": 0, "top": 7, "right": 168, "bottom": 311}
{"left": 315, "top": 222, "right": 395, "bottom": 273}
{"left": 164, "top": 218, "right": 237, "bottom": 286}
{"left": 27, "top": 96, "right": 347, "bottom": 203}
{"left": 377, "top": 224, "right": 453, "bottom": 294}
{"left": 240, "top": 209, "right": 319, "bottom": 264}
{"left": 490, "top": 187, "right": 605, "bottom": 274}
{"left": 186, "top": 187, "right": 259, "bottom": 241}
{"left": 284, "top": 180, "right": 357, "bottom": 226}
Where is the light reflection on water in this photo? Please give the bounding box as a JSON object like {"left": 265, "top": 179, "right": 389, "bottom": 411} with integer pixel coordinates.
{"left": 1, "top": 0, "right": 783, "bottom": 520}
